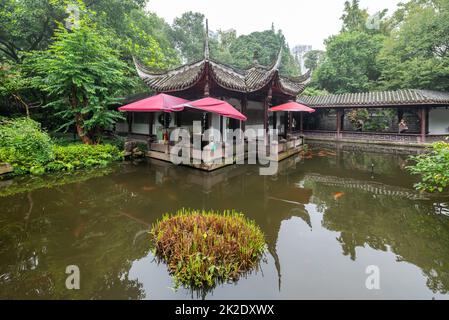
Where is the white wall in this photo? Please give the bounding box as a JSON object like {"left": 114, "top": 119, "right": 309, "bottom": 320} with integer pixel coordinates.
{"left": 429, "top": 108, "right": 449, "bottom": 134}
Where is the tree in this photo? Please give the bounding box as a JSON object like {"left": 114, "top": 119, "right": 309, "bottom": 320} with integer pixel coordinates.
{"left": 171, "top": 11, "right": 206, "bottom": 63}
{"left": 304, "top": 50, "right": 325, "bottom": 71}
{"left": 408, "top": 141, "right": 449, "bottom": 192}
{"left": 340, "top": 0, "right": 369, "bottom": 32}
{"left": 123, "top": 9, "right": 179, "bottom": 69}
{"left": 378, "top": 0, "right": 449, "bottom": 91}
{"left": 0, "top": 63, "right": 31, "bottom": 116}
{"left": 228, "top": 29, "right": 300, "bottom": 76}
{"left": 27, "top": 16, "right": 129, "bottom": 144}
{"left": 314, "top": 32, "right": 385, "bottom": 93}
{"left": 0, "top": 0, "right": 66, "bottom": 62}
{"left": 0, "top": 0, "right": 180, "bottom": 120}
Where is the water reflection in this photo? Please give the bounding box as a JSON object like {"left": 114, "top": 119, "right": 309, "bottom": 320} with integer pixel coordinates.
{"left": 0, "top": 146, "right": 448, "bottom": 299}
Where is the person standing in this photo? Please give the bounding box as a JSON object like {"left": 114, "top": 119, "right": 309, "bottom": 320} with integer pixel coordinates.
{"left": 398, "top": 119, "right": 408, "bottom": 133}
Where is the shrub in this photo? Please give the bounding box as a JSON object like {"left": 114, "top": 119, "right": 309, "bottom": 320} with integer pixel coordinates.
{"left": 0, "top": 118, "right": 54, "bottom": 174}
{"left": 46, "top": 144, "right": 123, "bottom": 172}
{"left": 0, "top": 118, "right": 123, "bottom": 175}
{"left": 408, "top": 141, "right": 449, "bottom": 192}
{"left": 151, "top": 209, "right": 266, "bottom": 289}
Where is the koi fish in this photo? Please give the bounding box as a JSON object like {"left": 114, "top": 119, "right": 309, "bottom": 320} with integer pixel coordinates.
{"left": 73, "top": 222, "right": 85, "bottom": 238}
{"left": 333, "top": 192, "right": 345, "bottom": 200}
{"left": 142, "top": 186, "right": 156, "bottom": 192}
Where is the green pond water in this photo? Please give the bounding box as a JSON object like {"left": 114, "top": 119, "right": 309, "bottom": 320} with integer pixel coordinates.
{"left": 1, "top": 145, "right": 449, "bottom": 299}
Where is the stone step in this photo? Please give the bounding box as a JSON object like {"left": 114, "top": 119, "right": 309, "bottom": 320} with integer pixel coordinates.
{"left": 0, "top": 163, "right": 13, "bottom": 175}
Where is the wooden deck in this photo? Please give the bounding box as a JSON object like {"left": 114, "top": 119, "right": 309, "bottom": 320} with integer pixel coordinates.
{"left": 144, "top": 135, "right": 304, "bottom": 171}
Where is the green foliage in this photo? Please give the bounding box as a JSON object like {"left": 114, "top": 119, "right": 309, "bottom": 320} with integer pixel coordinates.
{"left": 0, "top": 63, "right": 31, "bottom": 115}
{"left": 0, "top": 117, "right": 122, "bottom": 175}
{"left": 27, "top": 15, "right": 128, "bottom": 144}
{"left": 0, "top": 0, "right": 179, "bottom": 124}
{"left": 170, "top": 12, "right": 301, "bottom": 76}
{"left": 315, "top": 32, "right": 385, "bottom": 93}
{"left": 312, "top": 0, "right": 449, "bottom": 93}
{"left": 408, "top": 141, "right": 449, "bottom": 192}
{"left": 0, "top": 0, "right": 66, "bottom": 62}
{"left": 340, "top": 0, "right": 369, "bottom": 32}
{"left": 301, "top": 87, "right": 328, "bottom": 97}
{"left": 0, "top": 166, "right": 114, "bottom": 197}
{"left": 124, "top": 10, "right": 180, "bottom": 69}
{"left": 377, "top": 0, "right": 449, "bottom": 91}
{"left": 304, "top": 50, "right": 324, "bottom": 71}
{"left": 46, "top": 144, "right": 123, "bottom": 172}
{"left": 346, "top": 108, "right": 396, "bottom": 131}
{"left": 228, "top": 29, "right": 300, "bottom": 77}
{"left": 171, "top": 11, "right": 206, "bottom": 63}
{"left": 0, "top": 118, "right": 54, "bottom": 174}
{"left": 151, "top": 208, "right": 266, "bottom": 289}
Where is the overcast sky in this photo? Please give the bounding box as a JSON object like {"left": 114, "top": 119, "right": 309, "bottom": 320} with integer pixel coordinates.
{"left": 147, "top": 0, "right": 403, "bottom": 50}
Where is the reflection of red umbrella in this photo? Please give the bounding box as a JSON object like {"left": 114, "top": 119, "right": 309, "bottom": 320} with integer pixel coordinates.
{"left": 118, "top": 93, "right": 189, "bottom": 112}
{"left": 174, "top": 97, "right": 247, "bottom": 121}
{"left": 270, "top": 101, "right": 315, "bottom": 113}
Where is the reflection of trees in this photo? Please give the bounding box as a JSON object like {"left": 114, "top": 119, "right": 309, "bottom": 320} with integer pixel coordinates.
{"left": 2, "top": 145, "right": 448, "bottom": 298}
{"left": 0, "top": 170, "right": 149, "bottom": 299}
{"left": 305, "top": 177, "right": 449, "bottom": 294}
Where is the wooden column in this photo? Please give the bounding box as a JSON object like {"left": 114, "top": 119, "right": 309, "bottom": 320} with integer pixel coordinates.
{"left": 300, "top": 112, "right": 304, "bottom": 134}
{"left": 264, "top": 86, "right": 272, "bottom": 134}
{"left": 241, "top": 96, "right": 247, "bottom": 132}
{"left": 128, "top": 113, "right": 133, "bottom": 134}
{"left": 149, "top": 113, "right": 154, "bottom": 136}
{"left": 420, "top": 106, "right": 427, "bottom": 143}
{"left": 287, "top": 112, "right": 293, "bottom": 136}
{"left": 284, "top": 111, "right": 289, "bottom": 139}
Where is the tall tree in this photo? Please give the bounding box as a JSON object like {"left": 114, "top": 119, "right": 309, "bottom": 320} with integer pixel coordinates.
{"left": 171, "top": 11, "right": 206, "bottom": 63}
{"left": 378, "top": 0, "right": 449, "bottom": 91}
{"left": 0, "top": 0, "right": 66, "bottom": 62}
{"left": 229, "top": 29, "right": 300, "bottom": 76}
{"left": 304, "top": 50, "right": 325, "bottom": 71}
{"left": 314, "top": 32, "right": 385, "bottom": 93}
{"left": 27, "top": 15, "right": 129, "bottom": 144}
{"left": 340, "top": 0, "right": 369, "bottom": 32}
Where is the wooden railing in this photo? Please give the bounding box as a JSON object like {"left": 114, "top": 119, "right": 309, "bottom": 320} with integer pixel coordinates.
{"left": 302, "top": 130, "right": 431, "bottom": 144}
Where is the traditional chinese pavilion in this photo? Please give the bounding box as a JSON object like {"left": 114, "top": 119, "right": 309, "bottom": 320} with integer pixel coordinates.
{"left": 116, "top": 22, "right": 311, "bottom": 158}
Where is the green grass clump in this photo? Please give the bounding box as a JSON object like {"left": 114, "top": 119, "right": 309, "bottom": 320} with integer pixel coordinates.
{"left": 151, "top": 209, "right": 266, "bottom": 289}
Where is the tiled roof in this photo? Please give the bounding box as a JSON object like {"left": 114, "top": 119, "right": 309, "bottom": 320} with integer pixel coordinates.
{"left": 134, "top": 49, "right": 310, "bottom": 96}
{"left": 298, "top": 89, "right": 449, "bottom": 108}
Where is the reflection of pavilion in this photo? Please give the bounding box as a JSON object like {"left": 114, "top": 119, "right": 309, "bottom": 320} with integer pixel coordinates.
{"left": 131, "top": 158, "right": 314, "bottom": 291}
{"left": 304, "top": 172, "right": 428, "bottom": 200}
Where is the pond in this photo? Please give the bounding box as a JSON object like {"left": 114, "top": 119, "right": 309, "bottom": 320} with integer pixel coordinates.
{"left": 1, "top": 145, "right": 449, "bottom": 300}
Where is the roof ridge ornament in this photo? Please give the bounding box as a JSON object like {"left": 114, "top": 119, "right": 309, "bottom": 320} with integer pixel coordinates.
{"left": 204, "top": 19, "right": 210, "bottom": 60}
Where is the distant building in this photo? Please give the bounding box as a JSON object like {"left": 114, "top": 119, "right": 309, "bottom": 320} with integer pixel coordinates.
{"left": 292, "top": 45, "right": 312, "bottom": 72}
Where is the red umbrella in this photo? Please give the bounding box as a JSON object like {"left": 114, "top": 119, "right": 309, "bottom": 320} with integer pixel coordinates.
{"left": 270, "top": 101, "right": 315, "bottom": 113}
{"left": 118, "top": 93, "right": 189, "bottom": 112}
{"left": 174, "top": 97, "right": 247, "bottom": 121}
